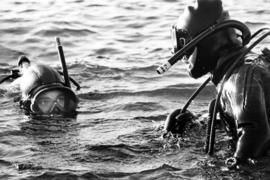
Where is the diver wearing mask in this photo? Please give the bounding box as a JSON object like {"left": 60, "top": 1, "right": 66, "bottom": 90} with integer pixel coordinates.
{"left": 10, "top": 55, "right": 78, "bottom": 116}
{"left": 162, "top": 0, "right": 270, "bottom": 169}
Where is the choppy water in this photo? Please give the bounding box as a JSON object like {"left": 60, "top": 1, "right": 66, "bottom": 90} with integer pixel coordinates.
{"left": 0, "top": 0, "right": 270, "bottom": 179}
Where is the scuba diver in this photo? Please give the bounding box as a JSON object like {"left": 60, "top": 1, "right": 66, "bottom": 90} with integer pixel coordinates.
{"left": 158, "top": 0, "right": 270, "bottom": 169}
{"left": 2, "top": 38, "right": 80, "bottom": 116}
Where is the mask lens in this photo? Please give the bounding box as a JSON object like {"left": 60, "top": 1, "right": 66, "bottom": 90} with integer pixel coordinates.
{"left": 32, "top": 90, "right": 77, "bottom": 115}
{"left": 171, "top": 26, "right": 178, "bottom": 53}
{"left": 37, "top": 97, "right": 55, "bottom": 113}
{"left": 170, "top": 26, "right": 192, "bottom": 54}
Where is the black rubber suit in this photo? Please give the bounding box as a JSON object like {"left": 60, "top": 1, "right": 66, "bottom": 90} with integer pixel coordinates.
{"left": 164, "top": 0, "right": 270, "bottom": 166}
{"left": 215, "top": 51, "right": 270, "bottom": 159}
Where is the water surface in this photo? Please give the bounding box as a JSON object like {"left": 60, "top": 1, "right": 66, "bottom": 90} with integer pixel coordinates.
{"left": 0, "top": 0, "right": 270, "bottom": 179}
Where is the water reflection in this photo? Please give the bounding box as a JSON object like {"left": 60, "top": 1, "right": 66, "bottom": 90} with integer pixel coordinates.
{"left": 16, "top": 115, "right": 79, "bottom": 170}
{"left": 20, "top": 115, "right": 78, "bottom": 135}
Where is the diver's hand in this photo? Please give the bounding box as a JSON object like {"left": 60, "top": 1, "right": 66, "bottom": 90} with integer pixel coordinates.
{"left": 163, "top": 109, "right": 195, "bottom": 135}
{"left": 225, "top": 156, "right": 257, "bottom": 170}
{"left": 225, "top": 157, "right": 239, "bottom": 169}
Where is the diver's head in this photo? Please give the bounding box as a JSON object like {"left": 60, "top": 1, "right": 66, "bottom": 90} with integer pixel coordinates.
{"left": 173, "top": 0, "right": 242, "bottom": 78}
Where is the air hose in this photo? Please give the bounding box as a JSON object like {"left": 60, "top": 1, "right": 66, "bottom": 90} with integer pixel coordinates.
{"left": 180, "top": 77, "right": 211, "bottom": 114}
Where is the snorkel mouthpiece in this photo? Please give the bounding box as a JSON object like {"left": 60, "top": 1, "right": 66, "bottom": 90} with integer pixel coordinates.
{"left": 156, "top": 62, "right": 172, "bottom": 74}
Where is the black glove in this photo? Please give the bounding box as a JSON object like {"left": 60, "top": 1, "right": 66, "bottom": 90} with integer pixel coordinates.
{"left": 163, "top": 109, "right": 195, "bottom": 135}
{"left": 225, "top": 156, "right": 257, "bottom": 170}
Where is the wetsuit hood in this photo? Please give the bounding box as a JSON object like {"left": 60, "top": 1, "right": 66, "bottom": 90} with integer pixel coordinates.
{"left": 175, "top": 0, "right": 242, "bottom": 78}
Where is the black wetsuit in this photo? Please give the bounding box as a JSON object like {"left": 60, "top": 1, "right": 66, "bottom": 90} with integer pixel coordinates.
{"left": 214, "top": 51, "right": 270, "bottom": 159}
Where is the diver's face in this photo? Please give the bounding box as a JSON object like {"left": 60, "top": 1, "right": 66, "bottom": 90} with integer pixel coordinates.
{"left": 31, "top": 88, "right": 78, "bottom": 116}
{"left": 36, "top": 90, "right": 66, "bottom": 114}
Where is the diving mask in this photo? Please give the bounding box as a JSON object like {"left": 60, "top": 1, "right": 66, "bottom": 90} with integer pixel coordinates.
{"left": 171, "top": 25, "right": 198, "bottom": 69}
{"left": 30, "top": 84, "right": 78, "bottom": 115}
{"left": 171, "top": 25, "right": 195, "bottom": 58}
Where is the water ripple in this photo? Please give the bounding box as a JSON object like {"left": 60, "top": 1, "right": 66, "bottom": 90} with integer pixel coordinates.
{"left": 0, "top": 0, "right": 269, "bottom": 179}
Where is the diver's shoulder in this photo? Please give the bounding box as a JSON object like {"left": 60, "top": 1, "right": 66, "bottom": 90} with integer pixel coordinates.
{"left": 225, "top": 53, "right": 268, "bottom": 83}
{"left": 234, "top": 52, "right": 270, "bottom": 74}
{"left": 228, "top": 53, "right": 270, "bottom": 88}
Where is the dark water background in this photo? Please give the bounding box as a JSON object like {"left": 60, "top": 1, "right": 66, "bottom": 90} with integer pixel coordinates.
{"left": 0, "top": 0, "right": 270, "bottom": 179}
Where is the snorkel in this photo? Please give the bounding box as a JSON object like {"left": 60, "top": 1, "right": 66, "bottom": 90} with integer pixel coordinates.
{"left": 56, "top": 37, "right": 71, "bottom": 88}
{"left": 55, "top": 37, "right": 80, "bottom": 90}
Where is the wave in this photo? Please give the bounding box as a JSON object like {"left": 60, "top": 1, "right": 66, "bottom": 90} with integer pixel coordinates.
{"left": 85, "top": 3, "right": 107, "bottom": 7}
{"left": 86, "top": 143, "right": 153, "bottom": 156}
{"left": 0, "top": 89, "right": 6, "bottom": 98}
{"left": 24, "top": 171, "right": 100, "bottom": 180}
{"left": 69, "top": 62, "right": 187, "bottom": 80}
{"left": 0, "top": 45, "right": 25, "bottom": 63}
{"left": 32, "top": 27, "right": 96, "bottom": 37}
{"left": 246, "top": 10, "right": 270, "bottom": 15}
{"left": 78, "top": 85, "right": 215, "bottom": 100}
{"left": 2, "top": 1, "right": 268, "bottom": 179}
{"left": 76, "top": 142, "right": 162, "bottom": 164}
{"left": 94, "top": 47, "right": 124, "bottom": 55}
{"left": 126, "top": 164, "right": 182, "bottom": 179}
{"left": 20, "top": 164, "right": 182, "bottom": 180}
{"left": 121, "top": 101, "right": 165, "bottom": 111}
{"left": 133, "top": 114, "right": 167, "bottom": 121}
{"left": 0, "top": 27, "right": 30, "bottom": 35}
{"left": 245, "top": 21, "right": 267, "bottom": 26}
{"left": 0, "top": 159, "right": 12, "bottom": 166}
